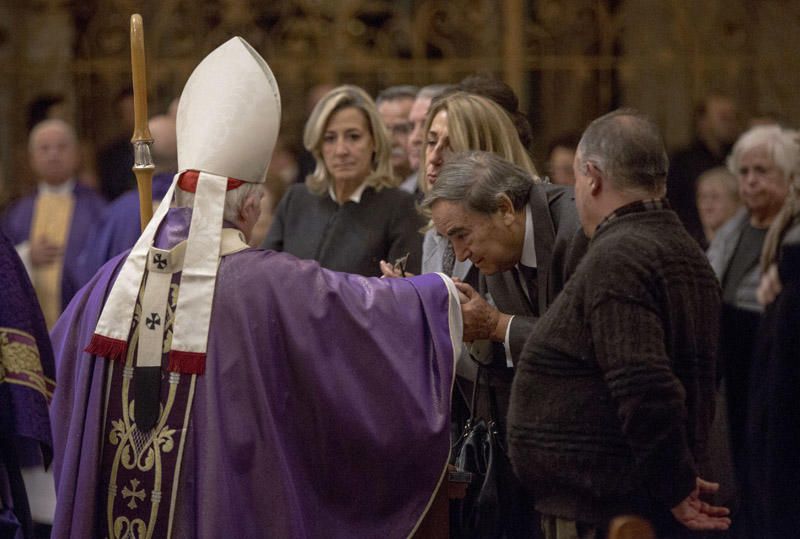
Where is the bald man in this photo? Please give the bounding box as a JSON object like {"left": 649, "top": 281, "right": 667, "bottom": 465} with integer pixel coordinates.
{"left": 1, "top": 119, "right": 106, "bottom": 327}
{"left": 78, "top": 115, "right": 179, "bottom": 281}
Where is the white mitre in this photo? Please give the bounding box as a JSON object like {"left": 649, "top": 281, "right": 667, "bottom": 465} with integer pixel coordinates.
{"left": 177, "top": 37, "right": 280, "bottom": 183}
{"left": 88, "top": 38, "right": 281, "bottom": 375}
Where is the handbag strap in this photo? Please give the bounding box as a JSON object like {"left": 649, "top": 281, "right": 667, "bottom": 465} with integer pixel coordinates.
{"left": 466, "top": 363, "right": 500, "bottom": 425}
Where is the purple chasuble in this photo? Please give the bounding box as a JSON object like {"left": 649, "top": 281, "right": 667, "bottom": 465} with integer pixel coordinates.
{"left": 50, "top": 208, "right": 459, "bottom": 538}
{"left": 0, "top": 183, "right": 107, "bottom": 311}
{"left": 0, "top": 230, "right": 55, "bottom": 536}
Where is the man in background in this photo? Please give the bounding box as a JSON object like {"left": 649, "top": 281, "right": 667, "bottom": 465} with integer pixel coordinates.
{"left": 78, "top": 114, "right": 178, "bottom": 280}
{"left": 1, "top": 119, "right": 105, "bottom": 328}
{"left": 668, "top": 93, "right": 740, "bottom": 247}
{"left": 376, "top": 85, "right": 417, "bottom": 189}
{"left": 96, "top": 87, "right": 136, "bottom": 201}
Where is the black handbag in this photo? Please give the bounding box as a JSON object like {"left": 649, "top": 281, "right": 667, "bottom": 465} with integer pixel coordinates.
{"left": 450, "top": 365, "right": 505, "bottom": 538}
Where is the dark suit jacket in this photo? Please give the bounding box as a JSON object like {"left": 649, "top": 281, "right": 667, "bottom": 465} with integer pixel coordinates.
{"left": 482, "top": 183, "right": 587, "bottom": 366}
{"left": 263, "top": 183, "right": 425, "bottom": 277}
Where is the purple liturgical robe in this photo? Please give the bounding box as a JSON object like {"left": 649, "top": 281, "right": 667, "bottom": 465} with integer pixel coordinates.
{"left": 0, "top": 183, "right": 107, "bottom": 310}
{"left": 0, "top": 230, "right": 55, "bottom": 537}
{"left": 50, "top": 209, "right": 460, "bottom": 538}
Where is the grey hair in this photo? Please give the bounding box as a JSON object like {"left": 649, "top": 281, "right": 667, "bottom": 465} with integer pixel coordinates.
{"left": 576, "top": 108, "right": 668, "bottom": 193}
{"left": 375, "top": 85, "right": 419, "bottom": 105}
{"left": 417, "top": 84, "right": 453, "bottom": 102}
{"left": 174, "top": 182, "right": 264, "bottom": 224}
{"left": 736, "top": 125, "right": 800, "bottom": 271}
{"left": 727, "top": 124, "right": 800, "bottom": 182}
{"left": 421, "top": 151, "right": 533, "bottom": 214}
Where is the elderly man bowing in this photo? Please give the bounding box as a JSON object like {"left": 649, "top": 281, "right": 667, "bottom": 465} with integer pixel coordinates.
{"left": 423, "top": 151, "right": 587, "bottom": 425}
{"left": 507, "top": 109, "right": 730, "bottom": 538}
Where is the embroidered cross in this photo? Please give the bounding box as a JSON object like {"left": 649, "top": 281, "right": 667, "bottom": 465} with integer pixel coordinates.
{"left": 145, "top": 313, "right": 161, "bottom": 330}
{"left": 153, "top": 253, "right": 167, "bottom": 269}
{"left": 122, "top": 478, "right": 146, "bottom": 509}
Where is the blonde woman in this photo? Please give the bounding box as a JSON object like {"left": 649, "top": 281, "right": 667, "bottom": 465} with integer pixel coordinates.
{"left": 264, "top": 85, "right": 424, "bottom": 276}
{"left": 380, "top": 91, "right": 541, "bottom": 278}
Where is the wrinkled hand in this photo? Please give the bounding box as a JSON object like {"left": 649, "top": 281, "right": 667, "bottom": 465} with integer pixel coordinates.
{"left": 670, "top": 477, "right": 731, "bottom": 531}
{"left": 29, "top": 236, "right": 62, "bottom": 267}
{"left": 454, "top": 282, "right": 510, "bottom": 343}
{"left": 379, "top": 260, "right": 415, "bottom": 279}
{"left": 757, "top": 263, "right": 782, "bottom": 306}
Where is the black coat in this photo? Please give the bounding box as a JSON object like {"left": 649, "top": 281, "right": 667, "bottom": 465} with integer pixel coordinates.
{"left": 746, "top": 235, "right": 800, "bottom": 538}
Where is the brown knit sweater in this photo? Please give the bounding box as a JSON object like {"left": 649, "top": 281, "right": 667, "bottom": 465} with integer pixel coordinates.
{"left": 507, "top": 206, "right": 720, "bottom": 527}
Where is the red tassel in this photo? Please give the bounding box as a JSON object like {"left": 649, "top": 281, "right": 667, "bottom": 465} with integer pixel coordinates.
{"left": 168, "top": 350, "right": 206, "bottom": 375}
{"left": 85, "top": 334, "right": 128, "bottom": 362}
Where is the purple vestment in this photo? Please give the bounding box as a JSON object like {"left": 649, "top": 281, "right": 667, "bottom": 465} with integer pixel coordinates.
{"left": 50, "top": 209, "right": 459, "bottom": 538}
{"left": 0, "top": 230, "right": 55, "bottom": 537}
{"left": 0, "top": 183, "right": 107, "bottom": 310}
{"left": 77, "top": 172, "right": 174, "bottom": 284}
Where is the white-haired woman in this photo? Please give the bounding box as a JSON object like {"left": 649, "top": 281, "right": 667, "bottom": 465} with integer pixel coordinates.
{"left": 745, "top": 126, "right": 800, "bottom": 537}
{"left": 707, "top": 125, "right": 799, "bottom": 532}
{"left": 263, "top": 85, "right": 424, "bottom": 276}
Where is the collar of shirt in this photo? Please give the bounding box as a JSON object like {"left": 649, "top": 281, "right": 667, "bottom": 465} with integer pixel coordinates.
{"left": 399, "top": 173, "right": 418, "bottom": 194}
{"left": 595, "top": 197, "right": 670, "bottom": 236}
{"left": 328, "top": 181, "right": 369, "bottom": 204}
{"left": 519, "top": 205, "right": 537, "bottom": 268}
{"left": 39, "top": 178, "right": 76, "bottom": 195}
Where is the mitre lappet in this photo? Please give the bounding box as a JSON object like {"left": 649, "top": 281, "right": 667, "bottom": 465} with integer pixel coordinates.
{"left": 86, "top": 37, "right": 281, "bottom": 429}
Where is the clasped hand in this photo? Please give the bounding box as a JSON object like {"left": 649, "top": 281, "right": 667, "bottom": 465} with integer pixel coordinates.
{"left": 454, "top": 282, "right": 510, "bottom": 343}
{"left": 30, "top": 236, "right": 63, "bottom": 267}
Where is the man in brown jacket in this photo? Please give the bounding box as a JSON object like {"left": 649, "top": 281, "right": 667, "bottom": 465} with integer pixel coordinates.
{"left": 507, "top": 109, "right": 731, "bottom": 538}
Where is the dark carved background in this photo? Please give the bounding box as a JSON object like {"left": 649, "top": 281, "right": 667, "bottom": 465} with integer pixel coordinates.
{"left": 1, "top": 0, "right": 798, "bottom": 201}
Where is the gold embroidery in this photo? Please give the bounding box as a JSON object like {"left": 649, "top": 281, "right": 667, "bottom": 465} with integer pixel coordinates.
{"left": 122, "top": 479, "right": 146, "bottom": 509}
{"left": 0, "top": 328, "right": 54, "bottom": 401}
{"left": 112, "top": 516, "right": 147, "bottom": 539}
{"left": 103, "top": 276, "right": 195, "bottom": 539}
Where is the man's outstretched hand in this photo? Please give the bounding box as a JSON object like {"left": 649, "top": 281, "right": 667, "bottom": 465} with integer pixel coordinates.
{"left": 671, "top": 477, "right": 731, "bottom": 531}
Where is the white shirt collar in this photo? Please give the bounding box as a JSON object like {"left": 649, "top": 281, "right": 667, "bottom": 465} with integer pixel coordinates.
{"left": 328, "top": 181, "right": 369, "bottom": 204}
{"left": 39, "top": 178, "right": 76, "bottom": 195}
{"left": 520, "top": 205, "right": 537, "bottom": 268}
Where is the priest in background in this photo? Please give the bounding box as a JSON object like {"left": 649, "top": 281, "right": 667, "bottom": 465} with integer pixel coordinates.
{"left": 78, "top": 114, "right": 178, "bottom": 281}
{"left": 1, "top": 119, "right": 106, "bottom": 328}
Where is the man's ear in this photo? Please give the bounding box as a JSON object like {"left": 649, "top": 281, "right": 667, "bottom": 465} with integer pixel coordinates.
{"left": 239, "top": 191, "right": 262, "bottom": 225}
{"left": 586, "top": 161, "right": 604, "bottom": 196}
{"left": 496, "top": 193, "right": 517, "bottom": 226}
